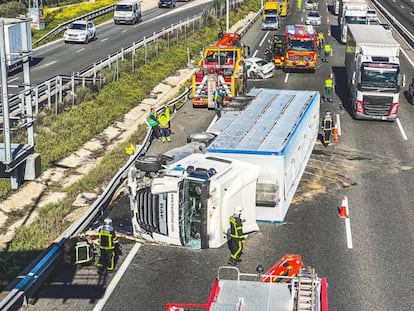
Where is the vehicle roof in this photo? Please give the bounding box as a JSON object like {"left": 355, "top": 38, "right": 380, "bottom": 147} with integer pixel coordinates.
{"left": 307, "top": 10, "right": 320, "bottom": 15}
{"left": 207, "top": 88, "right": 319, "bottom": 155}
{"left": 72, "top": 20, "right": 89, "bottom": 24}
{"left": 348, "top": 24, "right": 398, "bottom": 45}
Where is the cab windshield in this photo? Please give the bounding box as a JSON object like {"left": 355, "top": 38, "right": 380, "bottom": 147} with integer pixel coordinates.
{"left": 115, "top": 4, "right": 132, "bottom": 11}
{"left": 288, "top": 39, "right": 315, "bottom": 52}
{"left": 360, "top": 63, "right": 399, "bottom": 89}
{"left": 345, "top": 16, "right": 367, "bottom": 24}
{"left": 179, "top": 179, "right": 207, "bottom": 249}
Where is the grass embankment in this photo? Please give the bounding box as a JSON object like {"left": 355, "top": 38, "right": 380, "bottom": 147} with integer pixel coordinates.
{"left": 0, "top": 0, "right": 261, "bottom": 291}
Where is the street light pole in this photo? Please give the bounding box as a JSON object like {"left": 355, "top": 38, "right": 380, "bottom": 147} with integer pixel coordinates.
{"left": 226, "top": 0, "right": 229, "bottom": 33}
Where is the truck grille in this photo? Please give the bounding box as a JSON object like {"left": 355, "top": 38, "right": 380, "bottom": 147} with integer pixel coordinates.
{"left": 136, "top": 188, "right": 165, "bottom": 234}
{"left": 363, "top": 95, "right": 393, "bottom": 116}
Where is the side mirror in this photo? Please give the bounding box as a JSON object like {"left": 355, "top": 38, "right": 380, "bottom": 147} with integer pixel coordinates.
{"left": 352, "top": 72, "right": 356, "bottom": 84}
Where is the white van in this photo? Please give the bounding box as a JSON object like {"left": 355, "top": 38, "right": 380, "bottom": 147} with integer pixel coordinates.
{"left": 114, "top": 0, "right": 142, "bottom": 25}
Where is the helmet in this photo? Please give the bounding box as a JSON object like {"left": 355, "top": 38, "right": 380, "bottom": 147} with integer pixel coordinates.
{"left": 104, "top": 218, "right": 112, "bottom": 226}
{"left": 79, "top": 233, "right": 85, "bottom": 240}
{"left": 234, "top": 206, "right": 243, "bottom": 215}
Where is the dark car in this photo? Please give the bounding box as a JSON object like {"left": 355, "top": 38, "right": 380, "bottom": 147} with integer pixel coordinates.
{"left": 159, "top": 0, "right": 176, "bottom": 8}
{"left": 408, "top": 78, "right": 414, "bottom": 105}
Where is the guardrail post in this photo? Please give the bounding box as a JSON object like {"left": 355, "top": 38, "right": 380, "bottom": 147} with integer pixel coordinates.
{"left": 59, "top": 76, "right": 63, "bottom": 106}
{"left": 144, "top": 37, "right": 147, "bottom": 65}
{"left": 47, "top": 80, "right": 51, "bottom": 109}
{"left": 71, "top": 74, "right": 75, "bottom": 106}
{"left": 108, "top": 55, "right": 111, "bottom": 69}
{"left": 121, "top": 48, "right": 124, "bottom": 61}
{"left": 82, "top": 76, "right": 86, "bottom": 88}
{"left": 34, "top": 87, "right": 39, "bottom": 115}
{"left": 132, "top": 41, "right": 136, "bottom": 56}
{"left": 93, "top": 63, "right": 96, "bottom": 84}
{"left": 176, "top": 22, "right": 179, "bottom": 44}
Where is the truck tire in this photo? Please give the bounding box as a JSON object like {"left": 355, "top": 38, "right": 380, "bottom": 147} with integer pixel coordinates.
{"left": 187, "top": 132, "right": 215, "bottom": 145}
{"left": 135, "top": 156, "right": 163, "bottom": 172}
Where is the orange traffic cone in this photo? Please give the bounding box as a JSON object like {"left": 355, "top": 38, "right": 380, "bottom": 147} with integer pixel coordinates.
{"left": 338, "top": 196, "right": 348, "bottom": 218}
{"left": 333, "top": 127, "right": 339, "bottom": 143}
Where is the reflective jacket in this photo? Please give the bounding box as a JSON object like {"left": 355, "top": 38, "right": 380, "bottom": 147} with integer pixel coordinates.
{"left": 98, "top": 225, "right": 116, "bottom": 250}
{"left": 158, "top": 113, "right": 169, "bottom": 129}
{"left": 322, "top": 115, "right": 333, "bottom": 131}
{"left": 229, "top": 214, "right": 245, "bottom": 240}
{"left": 324, "top": 44, "right": 331, "bottom": 53}
{"left": 325, "top": 78, "right": 333, "bottom": 88}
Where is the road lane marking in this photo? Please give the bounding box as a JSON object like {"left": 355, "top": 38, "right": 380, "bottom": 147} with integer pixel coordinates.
{"left": 76, "top": 48, "right": 85, "bottom": 53}
{"left": 122, "top": 29, "right": 128, "bottom": 33}
{"left": 253, "top": 49, "right": 258, "bottom": 57}
{"left": 101, "top": 38, "right": 109, "bottom": 42}
{"left": 284, "top": 73, "right": 289, "bottom": 83}
{"left": 345, "top": 217, "right": 353, "bottom": 249}
{"left": 93, "top": 243, "right": 142, "bottom": 311}
{"left": 400, "top": 5, "right": 404, "bottom": 8}
{"left": 396, "top": 118, "right": 408, "bottom": 140}
{"left": 259, "top": 33, "right": 269, "bottom": 47}
{"left": 8, "top": 77, "right": 18, "bottom": 83}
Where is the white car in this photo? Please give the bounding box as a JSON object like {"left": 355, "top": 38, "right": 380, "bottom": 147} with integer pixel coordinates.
{"left": 245, "top": 57, "right": 275, "bottom": 79}
{"left": 305, "top": 10, "right": 322, "bottom": 25}
{"left": 64, "top": 20, "right": 96, "bottom": 44}
{"left": 261, "top": 14, "right": 280, "bottom": 30}
{"left": 305, "top": 0, "right": 318, "bottom": 10}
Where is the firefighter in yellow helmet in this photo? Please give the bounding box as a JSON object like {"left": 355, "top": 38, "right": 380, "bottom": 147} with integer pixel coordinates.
{"left": 96, "top": 218, "right": 118, "bottom": 274}
{"left": 321, "top": 111, "right": 334, "bottom": 146}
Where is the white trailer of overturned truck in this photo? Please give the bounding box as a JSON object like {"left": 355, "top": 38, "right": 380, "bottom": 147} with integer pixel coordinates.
{"left": 127, "top": 88, "right": 320, "bottom": 249}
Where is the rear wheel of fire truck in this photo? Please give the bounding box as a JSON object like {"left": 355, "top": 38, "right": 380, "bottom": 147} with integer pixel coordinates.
{"left": 135, "top": 156, "right": 163, "bottom": 172}
{"left": 187, "top": 132, "right": 215, "bottom": 145}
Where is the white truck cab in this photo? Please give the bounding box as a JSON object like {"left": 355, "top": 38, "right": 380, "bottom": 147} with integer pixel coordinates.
{"left": 114, "top": 0, "right": 142, "bottom": 24}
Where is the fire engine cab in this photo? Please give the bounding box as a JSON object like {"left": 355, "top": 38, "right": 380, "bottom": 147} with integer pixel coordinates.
{"left": 191, "top": 33, "right": 247, "bottom": 108}
{"left": 284, "top": 24, "right": 318, "bottom": 71}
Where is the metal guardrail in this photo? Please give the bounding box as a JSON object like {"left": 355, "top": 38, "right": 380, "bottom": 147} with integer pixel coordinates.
{"left": 0, "top": 88, "right": 190, "bottom": 311}
{"left": 0, "top": 7, "right": 260, "bottom": 309}
{"left": 33, "top": 4, "right": 117, "bottom": 46}
{"left": 371, "top": 0, "right": 414, "bottom": 48}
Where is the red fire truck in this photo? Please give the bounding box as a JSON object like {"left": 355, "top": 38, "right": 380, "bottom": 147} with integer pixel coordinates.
{"left": 284, "top": 24, "right": 318, "bottom": 71}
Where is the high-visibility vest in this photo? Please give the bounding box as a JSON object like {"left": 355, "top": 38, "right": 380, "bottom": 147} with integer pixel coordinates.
{"left": 325, "top": 78, "right": 333, "bottom": 88}
{"left": 98, "top": 228, "right": 115, "bottom": 250}
{"left": 158, "top": 113, "right": 169, "bottom": 129}
{"left": 318, "top": 33, "right": 324, "bottom": 40}
{"left": 229, "top": 215, "right": 245, "bottom": 240}
{"left": 75, "top": 241, "right": 93, "bottom": 265}
{"left": 324, "top": 44, "right": 331, "bottom": 53}
{"left": 322, "top": 115, "right": 333, "bottom": 131}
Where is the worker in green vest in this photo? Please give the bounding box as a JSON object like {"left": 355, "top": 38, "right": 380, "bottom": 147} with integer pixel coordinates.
{"left": 147, "top": 106, "right": 161, "bottom": 141}
{"left": 323, "top": 42, "right": 331, "bottom": 63}
{"left": 318, "top": 32, "right": 324, "bottom": 56}
{"left": 324, "top": 75, "right": 334, "bottom": 102}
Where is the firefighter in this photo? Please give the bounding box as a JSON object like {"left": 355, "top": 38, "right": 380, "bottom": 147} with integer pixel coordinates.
{"left": 147, "top": 106, "right": 161, "bottom": 141}
{"left": 158, "top": 112, "right": 171, "bottom": 142}
{"left": 321, "top": 111, "right": 334, "bottom": 146}
{"left": 227, "top": 206, "right": 245, "bottom": 266}
{"left": 324, "top": 75, "right": 334, "bottom": 103}
{"left": 312, "top": 0, "right": 317, "bottom": 9}
{"left": 213, "top": 87, "right": 225, "bottom": 119}
{"left": 323, "top": 42, "right": 331, "bottom": 63}
{"left": 96, "top": 218, "right": 118, "bottom": 274}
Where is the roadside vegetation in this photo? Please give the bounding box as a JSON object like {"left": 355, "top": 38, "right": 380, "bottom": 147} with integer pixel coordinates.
{"left": 0, "top": 0, "right": 261, "bottom": 291}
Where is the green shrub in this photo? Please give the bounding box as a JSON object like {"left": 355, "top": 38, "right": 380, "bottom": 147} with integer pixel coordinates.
{"left": 0, "top": 2, "right": 27, "bottom": 18}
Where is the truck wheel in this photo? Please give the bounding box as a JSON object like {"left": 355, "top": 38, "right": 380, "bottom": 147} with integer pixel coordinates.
{"left": 135, "top": 156, "right": 163, "bottom": 172}
{"left": 187, "top": 132, "right": 215, "bottom": 145}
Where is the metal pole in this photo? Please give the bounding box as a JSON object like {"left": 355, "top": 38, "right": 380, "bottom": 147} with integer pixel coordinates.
{"left": 0, "top": 20, "right": 12, "bottom": 164}
{"left": 21, "top": 19, "right": 34, "bottom": 146}
{"left": 226, "top": 0, "right": 229, "bottom": 32}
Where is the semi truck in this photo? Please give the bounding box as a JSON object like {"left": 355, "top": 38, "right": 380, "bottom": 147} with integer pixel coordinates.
{"left": 0, "top": 18, "right": 32, "bottom": 72}
{"left": 345, "top": 24, "right": 404, "bottom": 121}
{"left": 127, "top": 88, "right": 320, "bottom": 249}
{"left": 338, "top": 0, "right": 368, "bottom": 43}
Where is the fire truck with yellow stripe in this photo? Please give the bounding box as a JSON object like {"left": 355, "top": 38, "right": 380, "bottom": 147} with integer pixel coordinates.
{"left": 191, "top": 33, "right": 247, "bottom": 108}
{"left": 283, "top": 25, "right": 318, "bottom": 71}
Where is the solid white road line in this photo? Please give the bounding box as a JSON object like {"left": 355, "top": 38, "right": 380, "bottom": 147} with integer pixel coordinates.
{"left": 284, "top": 73, "right": 289, "bottom": 83}
{"left": 253, "top": 49, "right": 258, "bottom": 57}
{"left": 8, "top": 77, "right": 18, "bottom": 83}
{"left": 93, "top": 243, "right": 142, "bottom": 311}
{"left": 259, "top": 33, "right": 269, "bottom": 47}
{"left": 336, "top": 113, "right": 341, "bottom": 137}
{"left": 345, "top": 218, "right": 353, "bottom": 249}
{"left": 76, "top": 48, "right": 85, "bottom": 53}
{"left": 396, "top": 118, "right": 408, "bottom": 140}
{"left": 101, "top": 38, "right": 109, "bottom": 42}
{"left": 122, "top": 29, "right": 128, "bottom": 33}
